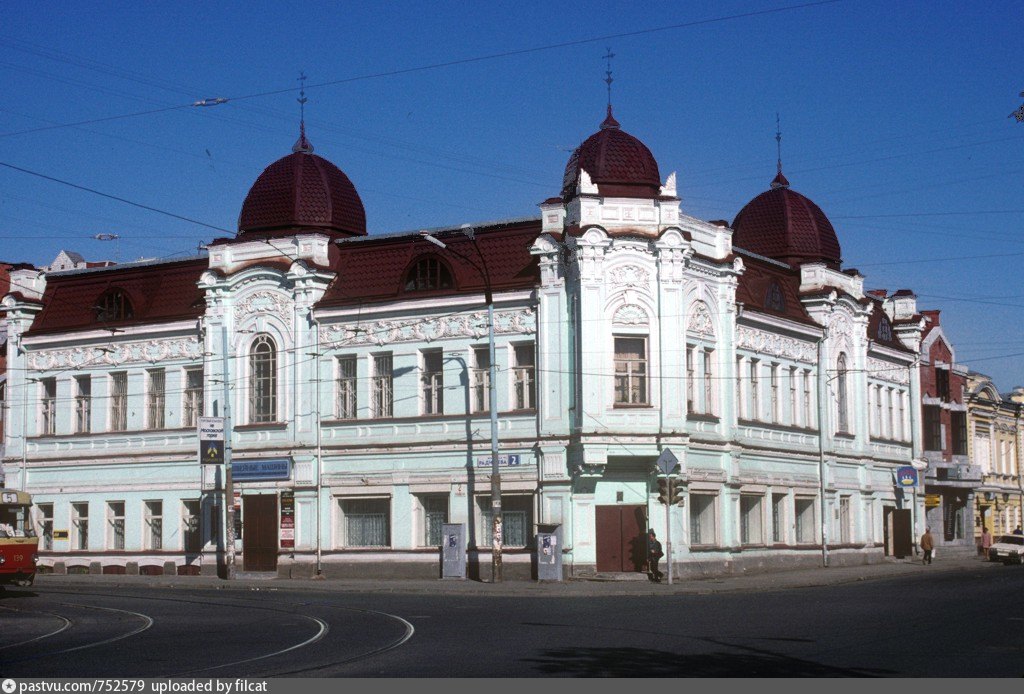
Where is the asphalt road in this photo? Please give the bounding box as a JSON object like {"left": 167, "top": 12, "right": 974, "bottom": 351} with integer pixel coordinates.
{"left": 2, "top": 564, "right": 1022, "bottom": 677}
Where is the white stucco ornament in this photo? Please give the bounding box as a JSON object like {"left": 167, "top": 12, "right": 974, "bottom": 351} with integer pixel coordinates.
{"left": 687, "top": 302, "right": 715, "bottom": 336}
{"left": 234, "top": 291, "right": 290, "bottom": 321}
{"left": 613, "top": 304, "right": 650, "bottom": 327}
{"left": 609, "top": 265, "right": 650, "bottom": 289}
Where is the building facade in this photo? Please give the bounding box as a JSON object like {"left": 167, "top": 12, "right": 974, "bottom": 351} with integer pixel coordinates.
{"left": 2, "top": 112, "right": 928, "bottom": 578}
{"left": 966, "top": 374, "right": 1023, "bottom": 541}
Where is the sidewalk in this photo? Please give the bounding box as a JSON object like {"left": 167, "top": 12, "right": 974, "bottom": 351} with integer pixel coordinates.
{"left": 31, "top": 550, "right": 999, "bottom": 597}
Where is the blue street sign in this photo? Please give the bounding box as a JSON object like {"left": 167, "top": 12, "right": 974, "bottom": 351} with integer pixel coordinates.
{"left": 233, "top": 458, "right": 292, "bottom": 482}
{"left": 896, "top": 466, "right": 918, "bottom": 487}
{"left": 475, "top": 454, "right": 522, "bottom": 467}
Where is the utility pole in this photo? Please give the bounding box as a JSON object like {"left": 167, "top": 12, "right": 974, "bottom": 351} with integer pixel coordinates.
{"left": 221, "top": 325, "right": 235, "bottom": 580}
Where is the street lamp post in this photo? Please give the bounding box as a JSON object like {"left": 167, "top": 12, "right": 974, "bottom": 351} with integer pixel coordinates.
{"left": 421, "top": 227, "right": 502, "bottom": 582}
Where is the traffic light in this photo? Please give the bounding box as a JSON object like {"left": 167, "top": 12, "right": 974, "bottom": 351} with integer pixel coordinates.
{"left": 671, "top": 479, "right": 684, "bottom": 506}
{"left": 657, "top": 477, "right": 671, "bottom": 505}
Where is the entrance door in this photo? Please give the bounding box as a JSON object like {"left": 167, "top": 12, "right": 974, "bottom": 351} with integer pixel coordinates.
{"left": 892, "top": 508, "right": 913, "bottom": 558}
{"left": 595, "top": 505, "right": 647, "bottom": 572}
{"left": 242, "top": 494, "right": 278, "bottom": 572}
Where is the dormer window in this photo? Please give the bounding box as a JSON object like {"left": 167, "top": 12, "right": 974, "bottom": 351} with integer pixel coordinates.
{"left": 765, "top": 282, "right": 786, "bottom": 312}
{"left": 878, "top": 315, "right": 893, "bottom": 342}
{"left": 404, "top": 257, "right": 454, "bottom": 292}
{"left": 95, "top": 289, "right": 133, "bottom": 322}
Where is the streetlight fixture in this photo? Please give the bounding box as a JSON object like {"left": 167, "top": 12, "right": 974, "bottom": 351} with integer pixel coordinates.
{"left": 419, "top": 226, "right": 503, "bottom": 582}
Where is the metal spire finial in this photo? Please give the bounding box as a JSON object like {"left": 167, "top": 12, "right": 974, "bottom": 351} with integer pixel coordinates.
{"left": 775, "top": 112, "right": 782, "bottom": 176}
{"left": 292, "top": 71, "right": 313, "bottom": 153}
{"left": 603, "top": 47, "right": 615, "bottom": 109}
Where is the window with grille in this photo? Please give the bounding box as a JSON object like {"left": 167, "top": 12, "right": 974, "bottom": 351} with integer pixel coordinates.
{"left": 839, "top": 497, "right": 851, "bottom": 544}
{"left": 421, "top": 495, "right": 449, "bottom": 547}
{"left": 371, "top": 354, "right": 393, "bottom": 418}
{"left": 95, "top": 289, "right": 133, "bottom": 322}
{"left": 249, "top": 335, "right": 277, "bottom": 423}
{"left": 877, "top": 315, "right": 893, "bottom": 342}
{"left": 614, "top": 337, "right": 648, "bottom": 405}
{"left": 183, "top": 500, "right": 202, "bottom": 552}
{"left": 336, "top": 355, "right": 357, "bottom": 419}
{"left": 689, "top": 494, "right": 716, "bottom": 546}
{"left": 772, "top": 493, "right": 787, "bottom": 543}
{"left": 183, "top": 368, "right": 203, "bottom": 428}
{"left": 740, "top": 494, "right": 763, "bottom": 545}
{"left": 421, "top": 349, "right": 444, "bottom": 415}
{"left": 110, "top": 372, "right": 127, "bottom": 431}
{"left": 144, "top": 500, "right": 163, "bottom": 551}
{"left": 836, "top": 354, "right": 849, "bottom": 432}
{"left": 40, "top": 377, "right": 56, "bottom": 435}
{"left": 795, "top": 498, "right": 815, "bottom": 544}
{"left": 107, "top": 501, "right": 125, "bottom": 550}
{"left": 75, "top": 376, "right": 91, "bottom": 434}
{"left": 471, "top": 346, "right": 491, "bottom": 413}
{"left": 147, "top": 369, "right": 165, "bottom": 429}
{"left": 404, "top": 257, "right": 454, "bottom": 292}
{"left": 72, "top": 502, "right": 89, "bottom": 551}
{"left": 480, "top": 495, "right": 532, "bottom": 548}
{"left": 513, "top": 343, "right": 536, "bottom": 410}
{"left": 37, "top": 503, "right": 53, "bottom": 551}
{"left": 340, "top": 498, "right": 390, "bottom": 547}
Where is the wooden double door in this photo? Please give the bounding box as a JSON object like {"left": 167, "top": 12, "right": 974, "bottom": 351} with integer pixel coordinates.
{"left": 595, "top": 505, "right": 648, "bottom": 573}
{"left": 242, "top": 494, "right": 279, "bottom": 572}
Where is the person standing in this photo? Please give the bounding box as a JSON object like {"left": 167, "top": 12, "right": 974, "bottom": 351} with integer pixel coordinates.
{"left": 981, "top": 527, "right": 993, "bottom": 559}
{"left": 920, "top": 527, "right": 935, "bottom": 565}
{"left": 647, "top": 529, "right": 664, "bottom": 583}
{"left": 1014, "top": 526, "right": 1023, "bottom": 536}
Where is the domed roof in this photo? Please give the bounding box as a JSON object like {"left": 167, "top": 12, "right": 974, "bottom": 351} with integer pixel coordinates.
{"left": 561, "top": 106, "right": 661, "bottom": 200}
{"left": 238, "top": 130, "right": 366, "bottom": 238}
{"left": 731, "top": 172, "right": 841, "bottom": 268}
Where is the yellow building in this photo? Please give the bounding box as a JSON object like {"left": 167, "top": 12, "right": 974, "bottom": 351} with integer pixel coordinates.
{"left": 966, "top": 373, "right": 1024, "bottom": 543}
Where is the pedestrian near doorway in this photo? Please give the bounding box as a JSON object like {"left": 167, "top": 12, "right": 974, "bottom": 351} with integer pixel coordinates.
{"left": 981, "top": 527, "right": 993, "bottom": 559}
{"left": 1014, "top": 526, "right": 1023, "bottom": 536}
{"left": 647, "top": 528, "right": 664, "bottom": 583}
{"left": 920, "top": 527, "right": 935, "bottom": 565}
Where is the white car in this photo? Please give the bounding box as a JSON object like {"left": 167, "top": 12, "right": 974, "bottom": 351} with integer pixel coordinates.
{"left": 988, "top": 534, "right": 1024, "bottom": 564}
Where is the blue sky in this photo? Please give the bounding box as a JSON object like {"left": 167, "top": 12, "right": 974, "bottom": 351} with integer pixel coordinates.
{"left": 2, "top": 1, "right": 1022, "bottom": 387}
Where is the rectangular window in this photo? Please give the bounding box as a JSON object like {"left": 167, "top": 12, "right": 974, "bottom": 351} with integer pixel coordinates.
{"left": 803, "top": 370, "right": 814, "bottom": 429}
{"left": 183, "top": 500, "right": 202, "bottom": 552}
{"left": 421, "top": 495, "right": 449, "bottom": 547}
{"left": 37, "top": 503, "right": 54, "bottom": 551}
{"left": 936, "top": 368, "right": 950, "bottom": 401}
{"left": 72, "top": 502, "right": 89, "bottom": 551}
{"left": 896, "top": 390, "right": 905, "bottom": 441}
{"left": 951, "top": 411, "right": 967, "bottom": 455}
{"left": 110, "top": 372, "right": 128, "bottom": 431}
{"left": 788, "top": 366, "right": 798, "bottom": 426}
{"left": 340, "top": 498, "right": 390, "bottom": 547}
{"left": 770, "top": 364, "right": 780, "bottom": 423}
{"left": 735, "top": 356, "right": 744, "bottom": 419}
{"left": 839, "top": 497, "right": 851, "bottom": 544}
{"left": 336, "top": 355, "right": 357, "bottom": 419}
{"left": 41, "top": 377, "right": 57, "bottom": 436}
{"left": 924, "top": 405, "right": 942, "bottom": 451}
{"left": 75, "top": 375, "right": 91, "bottom": 434}
{"left": 106, "top": 501, "right": 125, "bottom": 550}
{"left": 147, "top": 369, "right": 166, "bottom": 429}
{"left": 144, "top": 500, "right": 163, "bottom": 551}
{"left": 689, "top": 494, "right": 717, "bottom": 545}
{"left": 702, "top": 348, "right": 714, "bottom": 415}
{"left": 886, "top": 388, "right": 895, "bottom": 439}
{"left": 749, "top": 359, "right": 760, "bottom": 420}
{"left": 686, "top": 345, "right": 695, "bottom": 412}
{"left": 421, "top": 349, "right": 444, "bottom": 415}
{"left": 480, "top": 496, "right": 532, "bottom": 548}
{"left": 472, "top": 346, "right": 492, "bottom": 413}
{"left": 795, "top": 498, "right": 815, "bottom": 544}
{"left": 740, "top": 494, "right": 763, "bottom": 545}
{"left": 371, "top": 354, "right": 394, "bottom": 418}
{"left": 614, "top": 337, "right": 648, "bottom": 405}
{"left": 772, "top": 493, "right": 787, "bottom": 544}
{"left": 0, "top": 380, "right": 5, "bottom": 444}
{"left": 512, "top": 343, "right": 536, "bottom": 410}
{"left": 183, "top": 368, "right": 203, "bottom": 428}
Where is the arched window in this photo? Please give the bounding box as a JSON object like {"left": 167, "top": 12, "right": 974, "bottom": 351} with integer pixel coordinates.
{"left": 878, "top": 315, "right": 893, "bottom": 342}
{"left": 95, "top": 289, "right": 133, "bottom": 322}
{"left": 765, "top": 282, "right": 786, "bottom": 312}
{"left": 836, "top": 353, "right": 849, "bottom": 432}
{"left": 404, "top": 257, "right": 454, "bottom": 292}
{"left": 249, "top": 334, "right": 277, "bottom": 423}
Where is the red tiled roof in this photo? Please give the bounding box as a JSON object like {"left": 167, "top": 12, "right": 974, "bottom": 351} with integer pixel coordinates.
{"left": 732, "top": 176, "right": 841, "bottom": 268}
{"left": 867, "top": 298, "right": 915, "bottom": 354}
{"left": 561, "top": 107, "right": 661, "bottom": 201}
{"left": 238, "top": 141, "right": 366, "bottom": 239}
{"left": 317, "top": 220, "right": 541, "bottom": 308}
{"left": 27, "top": 258, "right": 207, "bottom": 335}
{"left": 735, "top": 254, "right": 816, "bottom": 326}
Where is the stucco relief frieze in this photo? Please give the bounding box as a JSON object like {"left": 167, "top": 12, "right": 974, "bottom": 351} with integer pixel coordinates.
{"left": 687, "top": 302, "right": 714, "bottom": 337}
{"left": 612, "top": 304, "right": 650, "bottom": 327}
{"left": 319, "top": 308, "right": 537, "bottom": 347}
{"left": 233, "top": 290, "right": 291, "bottom": 322}
{"left": 736, "top": 326, "right": 815, "bottom": 364}
{"left": 867, "top": 357, "right": 911, "bottom": 385}
{"left": 28, "top": 336, "right": 202, "bottom": 370}
{"left": 608, "top": 265, "right": 650, "bottom": 290}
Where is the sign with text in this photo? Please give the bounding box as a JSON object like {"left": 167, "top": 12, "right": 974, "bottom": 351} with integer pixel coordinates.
{"left": 280, "top": 490, "right": 295, "bottom": 549}
{"left": 475, "top": 454, "right": 522, "bottom": 468}
{"left": 198, "top": 417, "right": 225, "bottom": 465}
{"left": 233, "top": 458, "right": 292, "bottom": 482}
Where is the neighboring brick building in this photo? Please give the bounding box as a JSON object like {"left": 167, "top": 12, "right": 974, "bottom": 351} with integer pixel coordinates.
{"left": 919, "top": 309, "right": 978, "bottom": 546}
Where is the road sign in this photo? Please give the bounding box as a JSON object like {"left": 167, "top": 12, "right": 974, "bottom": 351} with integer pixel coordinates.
{"left": 656, "top": 448, "right": 679, "bottom": 476}
{"left": 896, "top": 466, "right": 918, "bottom": 487}
{"left": 198, "top": 416, "right": 225, "bottom": 465}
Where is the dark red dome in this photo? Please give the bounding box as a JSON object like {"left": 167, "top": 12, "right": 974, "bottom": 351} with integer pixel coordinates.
{"left": 238, "top": 132, "right": 366, "bottom": 238}
{"left": 561, "top": 107, "right": 661, "bottom": 200}
{"left": 731, "top": 173, "right": 841, "bottom": 268}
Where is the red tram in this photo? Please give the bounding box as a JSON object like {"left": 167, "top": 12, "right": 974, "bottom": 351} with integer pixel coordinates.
{"left": 0, "top": 490, "right": 38, "bottom": 587}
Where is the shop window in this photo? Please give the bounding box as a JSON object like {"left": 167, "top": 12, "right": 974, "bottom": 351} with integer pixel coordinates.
{"left": 771, "top": 493, "right": 787, "bottom": 544}
{"left": 340, "top": 498, "right": 390, "bottom": 547}
{"left": 479, "top": 495, "right": 532, "bottom": 548}
{"left": 740, "top": 495, "right": 763, "bottom": 545}
{"left": 795, "top": 498, "right": 816, "bottom": 544}
{"left": 420, "top": 495, "right": 449, "bottom": 547}
{"left": 689, "top": 494, "right": 717, "bottom": 546}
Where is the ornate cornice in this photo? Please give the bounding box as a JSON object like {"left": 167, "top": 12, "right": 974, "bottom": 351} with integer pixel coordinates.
{"left": 28, "top": 336, "right": 202, "bottom": 371}
{"left": 319, "top": 308, "right": 537, "bottom": 348}
{"left": 867, "top": 357, "right": 911, "bottom": 385}
{"left": 736, "top": 326, "right": 815, "bottom": 364}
